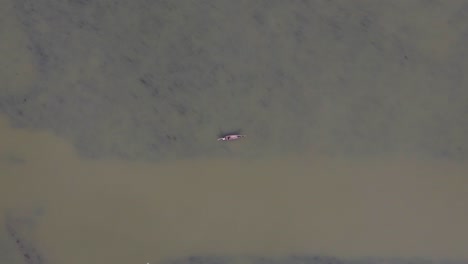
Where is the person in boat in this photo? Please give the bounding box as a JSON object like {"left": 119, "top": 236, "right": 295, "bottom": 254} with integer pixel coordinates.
{"left": 217, "top": 134, "right": 246, "bottom": 141}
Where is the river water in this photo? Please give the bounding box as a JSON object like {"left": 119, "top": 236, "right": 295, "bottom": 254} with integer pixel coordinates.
{"left": 1, "top": 1, "right": 468, "bottom": 264}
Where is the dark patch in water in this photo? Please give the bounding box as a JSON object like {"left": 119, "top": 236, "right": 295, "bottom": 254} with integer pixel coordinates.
{"left": 5, "top": 215, "right": 44, "bottom": 264}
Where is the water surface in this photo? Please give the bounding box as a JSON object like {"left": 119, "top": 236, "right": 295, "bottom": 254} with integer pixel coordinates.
{"left": 1, "top": 0, "right": 468, "bottom": 263}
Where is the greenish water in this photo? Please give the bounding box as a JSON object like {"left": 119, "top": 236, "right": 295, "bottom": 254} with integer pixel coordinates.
{"left": 1, "top": 0, "right": 468, "bottom": 263}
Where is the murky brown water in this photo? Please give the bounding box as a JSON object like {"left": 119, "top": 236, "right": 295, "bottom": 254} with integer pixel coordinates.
{"left": 2, "top": 115, "right": 468, "bottom": 263}
{"left": 2, "top": 0, "right": 468, "bottom": 264}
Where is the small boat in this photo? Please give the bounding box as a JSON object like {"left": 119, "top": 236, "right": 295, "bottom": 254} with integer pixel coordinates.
{"left": 217, "top": 134, "right": 246, "bottom": 141}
